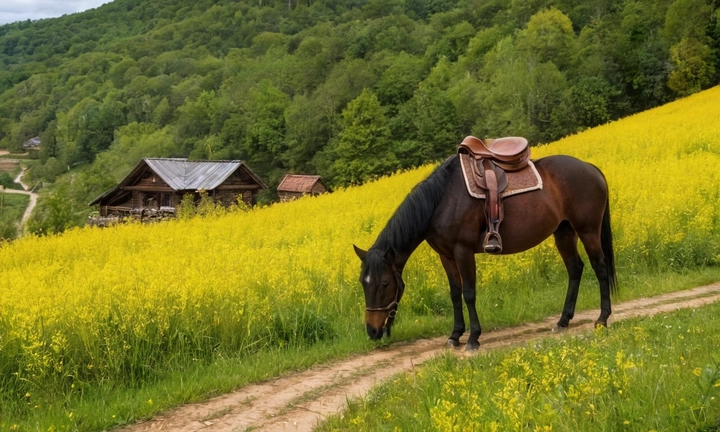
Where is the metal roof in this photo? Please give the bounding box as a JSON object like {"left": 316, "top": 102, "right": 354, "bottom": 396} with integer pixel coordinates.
{"left": 23, "top": 136, "right": 41, "bottom": 148}
{"left": 145, "top": 158, "right": 245, "bottom": 190}
{"left": 89, "top": 158, "right": 267, "bottom": 206}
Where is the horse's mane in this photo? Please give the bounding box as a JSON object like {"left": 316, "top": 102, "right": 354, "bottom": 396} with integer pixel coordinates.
{"left": 372, "top": 155, "right": 458, "bottom": 254}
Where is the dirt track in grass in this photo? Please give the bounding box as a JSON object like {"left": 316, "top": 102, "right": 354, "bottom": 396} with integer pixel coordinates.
{"left": 120, "top": 282, "right": 720, "bottom": 432}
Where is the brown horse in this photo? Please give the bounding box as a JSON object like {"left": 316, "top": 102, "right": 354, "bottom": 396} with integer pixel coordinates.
{"left": 354, "top": 154, "right": 616, "bottom": 351}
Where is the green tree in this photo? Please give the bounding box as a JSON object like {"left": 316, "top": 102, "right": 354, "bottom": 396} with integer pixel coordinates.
{"left": 152, "top": 97, "right": 173, "bottom": 126}
{"left": 571, "top": 76, "right": 617, "bottom": 128}
{"left": 0, "top": 172, "right": 18, "bottom": 189}
{"left": 663, "top": 0, "right": 712, "bottom": 44}
{"left": 517, "top": 7, "right": 576, "bottom": 70}
{"left": 39, "top": 120, "right": 59, "bottom": 163}
{"left": 330, "top": 89, "right": 399, "bottom": 187}
{"left": 283, "top": 94, "right": 331, "bottom": 173}
{"left": 407, "top": 82, "right": 462, "bottom": 158}
{"left": 243, "top": 80, "right": 290, "bottom": 173}
{"left": 667, "top": 37, "right": 715, "bottom": 96}
{"left": 27, "top": 185, "right": 72, "bottom": 235}
{"left": 108, "top": 58, "right": 139, "bottom": 88}
{"left": 376, "top": 52, "right": 427, "bottom": 115}
{"left": 614, "top": 0, "right": 674, "bottom": 110}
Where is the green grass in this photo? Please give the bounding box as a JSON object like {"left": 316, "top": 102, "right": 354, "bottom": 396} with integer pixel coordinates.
{"left": 318, "top": 286, "right": 720, "bottom": 432}
{"left": 0, "top": 192, "right": 28, "bottom": 239}
{"left": 3, "top": 266, "right": 719, "bottom": 430}
{"left": 0, "top": 153, "right": 32, "bottom": 160}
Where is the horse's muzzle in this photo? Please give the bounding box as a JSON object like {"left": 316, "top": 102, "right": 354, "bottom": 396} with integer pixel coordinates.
{"left": 366, "top": 323, "right": 384, "bottom": 340}
{"left": 366, "top": 310, "right": 390, "bottom": 341}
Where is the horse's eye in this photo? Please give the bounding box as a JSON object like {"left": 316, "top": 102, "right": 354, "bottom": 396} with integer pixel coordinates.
{"left": 381, "top": 279, "right": 390, "bottom": 287}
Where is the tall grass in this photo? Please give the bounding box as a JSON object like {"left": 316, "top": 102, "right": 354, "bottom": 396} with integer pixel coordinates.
{"left": 0, "top": 87, "right": 719, "bottom": 428}
{"left": 318, "top": 300, "right": 720, "bottom": 431}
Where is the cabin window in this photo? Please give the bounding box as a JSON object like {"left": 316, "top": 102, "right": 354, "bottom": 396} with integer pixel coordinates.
{"left": 161, "top": 193, "right": 173, "bottom": 207}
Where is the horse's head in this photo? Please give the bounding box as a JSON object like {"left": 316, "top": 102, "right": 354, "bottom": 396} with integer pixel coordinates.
{"left": 353, "top": 244, "right": 405, "bottom": 341}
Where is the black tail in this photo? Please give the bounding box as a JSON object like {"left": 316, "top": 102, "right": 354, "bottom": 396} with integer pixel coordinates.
{"left": 601, "top": 197, "right": 618, "bottom": 296}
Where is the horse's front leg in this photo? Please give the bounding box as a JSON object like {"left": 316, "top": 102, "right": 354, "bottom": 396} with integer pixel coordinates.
{"left": 439, "top": 255, "right": 465, "bottom": 349}
{"left": 456, "top": 248, "right": 481, "bottom": 351}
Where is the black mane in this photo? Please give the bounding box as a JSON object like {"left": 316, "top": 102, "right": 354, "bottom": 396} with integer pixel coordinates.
{"left": 372, "top": 155, "right": 458, "bottom": 254}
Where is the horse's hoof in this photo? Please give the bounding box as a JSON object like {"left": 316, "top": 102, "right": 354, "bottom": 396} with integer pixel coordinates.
{"left": 464, "top": 342, "right": 480, "bottom": 352}
{"left": 552, "top": 324, "right": 569, "bottom": 333}
{"left": 446, "top": 338, "right": 460, "bottom": 349}
{"left": 594, "top": 321, "right": 608, "bottom": 329}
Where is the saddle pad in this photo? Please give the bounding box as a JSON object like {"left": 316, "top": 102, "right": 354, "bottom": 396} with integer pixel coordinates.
{"left": 459, "top": 153, "right": 543, "bottom": 199}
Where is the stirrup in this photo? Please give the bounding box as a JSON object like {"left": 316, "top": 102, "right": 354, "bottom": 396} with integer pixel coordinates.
{"left": 483, "top": 232, "right": 502, "bottom": 254}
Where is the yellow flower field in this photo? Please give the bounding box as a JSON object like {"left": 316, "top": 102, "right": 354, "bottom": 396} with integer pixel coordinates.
{"left": 1, "top": 86, "right": 720, "bottom": 411}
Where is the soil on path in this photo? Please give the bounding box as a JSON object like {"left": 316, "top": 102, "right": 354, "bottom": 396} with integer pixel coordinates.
{"left": 3, "top": 168, "right": 38, "bottom": 228}
{"left": 121, "top": 282, "right": 720, "bottom": 432}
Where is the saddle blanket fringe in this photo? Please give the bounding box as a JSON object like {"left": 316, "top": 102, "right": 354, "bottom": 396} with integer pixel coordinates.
{"left": 459, "top": 153, "right": 543, "bottom": 199}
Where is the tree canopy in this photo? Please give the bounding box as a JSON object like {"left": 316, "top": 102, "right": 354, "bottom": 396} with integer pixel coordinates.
{"left": 0, "top": 0, "right": 718, "bottom": 233}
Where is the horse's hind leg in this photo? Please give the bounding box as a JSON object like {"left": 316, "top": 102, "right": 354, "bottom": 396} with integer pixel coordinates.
{"left": 439, "top": 255, "right": 465, "bottom": 349}
{"left": 577, "top": 230, "right": 612, "bottom": 327}
{"left": 553, "top": 221, "right": 584, "bottom": 331}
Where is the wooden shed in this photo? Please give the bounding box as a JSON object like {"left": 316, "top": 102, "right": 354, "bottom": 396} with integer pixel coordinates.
{"left": 89, "top": 158, "right": 267, "bottom": 217}
{"left": 277, "top": 174, "right": 328, "bottom": 202}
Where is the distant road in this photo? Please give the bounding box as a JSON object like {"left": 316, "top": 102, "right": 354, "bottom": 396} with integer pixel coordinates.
{"left": 2, "top": 167, "right": 38, "bottom": 229}
{"left": 14, "top": 167, "right": 30, "bottom": 190}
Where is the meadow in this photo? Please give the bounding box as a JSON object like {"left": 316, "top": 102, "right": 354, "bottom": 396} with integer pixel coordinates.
{"left": 0, "top": 86, "right": 719, "bottom": 429}
{"left": 318, "top": 299, "right": 720, "bottom": 431}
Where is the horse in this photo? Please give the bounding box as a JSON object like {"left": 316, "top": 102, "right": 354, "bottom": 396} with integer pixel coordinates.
{"left": 353, "top": 153, "right": 617, "bottom": 351}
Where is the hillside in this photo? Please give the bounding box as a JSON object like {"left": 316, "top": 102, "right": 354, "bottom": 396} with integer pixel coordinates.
{"left": 0, "top": 84, "right": 719, "bottom": 429}
{"left": 0, "top": 0, "right": 718, "bottom": 233}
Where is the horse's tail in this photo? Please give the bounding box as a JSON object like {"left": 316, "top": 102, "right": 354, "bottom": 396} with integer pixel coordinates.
{"left": 601, "top": 196, "right": 618, "bottom": 296}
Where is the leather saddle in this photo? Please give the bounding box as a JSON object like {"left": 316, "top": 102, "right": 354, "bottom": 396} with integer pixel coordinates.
{"left": 457, "top": 136, "right": 530, "bottom": 171}
{"left": 457, "top": 136, "right": 531, "bottom": 254}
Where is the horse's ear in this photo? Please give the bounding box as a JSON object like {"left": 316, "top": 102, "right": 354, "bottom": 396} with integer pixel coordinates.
{"left": 353, "top": 244, "right": 367, "bottom": 260}
{"left": 384, "top": 247, "right": 396, "bottom": 264}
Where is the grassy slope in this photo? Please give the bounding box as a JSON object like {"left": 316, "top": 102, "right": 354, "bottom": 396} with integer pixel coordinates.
{"left": 316, "top": 85, "right": 720, "bottom": 431}
{"left": 0, "top": 87, "right": 719, "bottom": 429}
{"left": 0, "top": 192, "right": 28, "bottom": 228}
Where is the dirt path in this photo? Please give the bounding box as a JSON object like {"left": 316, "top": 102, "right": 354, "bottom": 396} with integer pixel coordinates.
{"left": 120, "top": 282, "right": 720, "bottom": 432}
{"left": 3, "top": 168, "right": 38, "bottom": 229}
{"left": 13, "top": 167, "right": 30, "bottom": 191}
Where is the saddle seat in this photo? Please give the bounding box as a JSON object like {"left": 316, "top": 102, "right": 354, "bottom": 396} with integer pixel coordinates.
{"left": 457, "top": 136, "right": 529, "bottom": 171}
{"left": 456, "top": 136, "right": 532, "bottom": 254}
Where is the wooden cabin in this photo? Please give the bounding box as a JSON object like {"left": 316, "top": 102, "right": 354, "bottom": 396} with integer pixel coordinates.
{"left": 277, "top": 174, "right": 328, "bottom": 202}
{"left": 89, "top": 158, "right": 267, "bottom": 218}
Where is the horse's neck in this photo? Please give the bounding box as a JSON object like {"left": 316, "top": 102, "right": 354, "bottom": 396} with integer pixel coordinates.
{"left": 374, "top": 240, "right": 421, "bottom": 274}
{"left": 394, "top": 248, "right": 415, "bottom": 273}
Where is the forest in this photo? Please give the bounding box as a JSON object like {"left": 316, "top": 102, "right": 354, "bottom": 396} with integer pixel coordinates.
{"left": 0, "top": 0, "right": 718, "bottom": 233}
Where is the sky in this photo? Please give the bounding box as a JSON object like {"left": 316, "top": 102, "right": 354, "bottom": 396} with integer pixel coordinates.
{"left": 0, "top": 0, "right": 110, "bottom": 26}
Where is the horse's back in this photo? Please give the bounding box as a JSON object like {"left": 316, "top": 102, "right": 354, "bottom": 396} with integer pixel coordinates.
{"left": 428, "top": 154, "right": 609, "bottom": 255}
{"left": 493, "top": 155, "right": 608, "bottom": 253}
{"left": 533, "top": 155, "right": 609, "bottom": 215}
{"left": 533, "top": 155, "right": 607, "bottom": 189}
